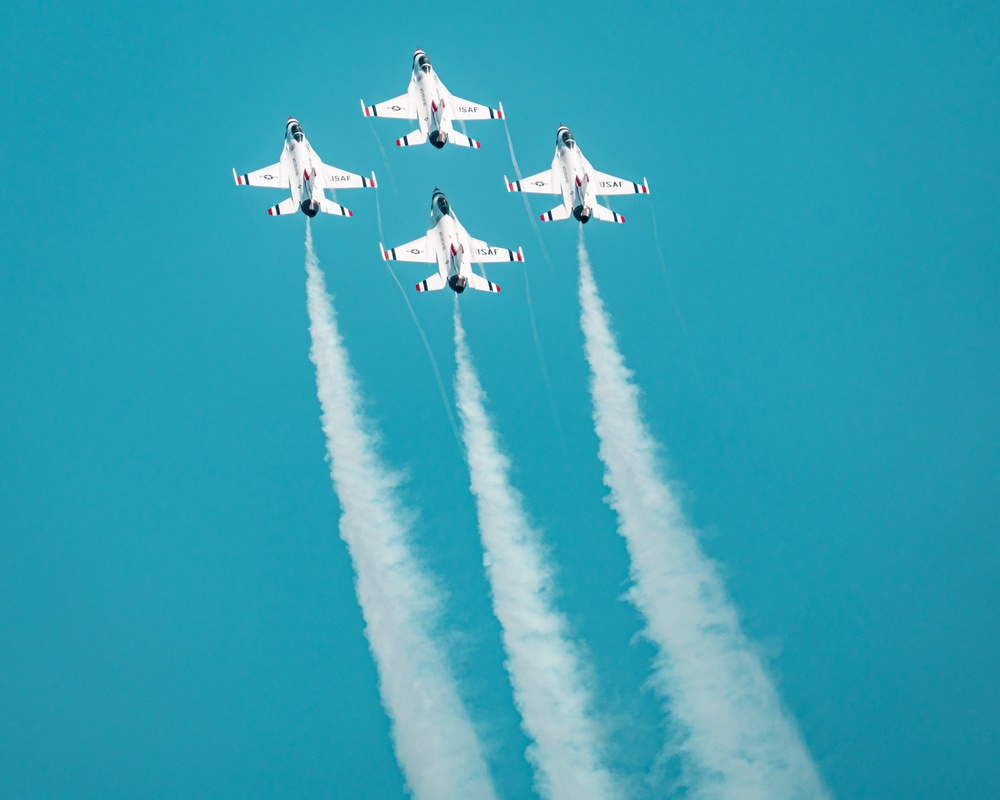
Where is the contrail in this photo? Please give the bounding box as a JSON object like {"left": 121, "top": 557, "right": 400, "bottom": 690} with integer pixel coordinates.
{"left": 304, "top": 223, "right": 497, "bottom": 800}
{"left": 575, "top": 229, "right": 830, "bottom": 800}
{"left": 453, "top": 300, "right": 617, "bottom": 800}
{"left": 501, "top": 118, "right": 564, "bottom": 445}
{"left": 503, "top": 117, "right": 553, "bottom": 270}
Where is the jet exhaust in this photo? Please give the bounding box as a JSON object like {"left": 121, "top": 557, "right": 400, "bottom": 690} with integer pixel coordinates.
{"left": 448, "top": 274, "right": 468, "bottom": 293}
{"left": 304, "top": 224, "right": 497, "bottom": 800}
{"left": 573, "top": 205, "right": 592, "bottom": 224}
{"left": 429, "top": 130, "right": 448, "bottom": 149}
{"left": 575, "top": 229, "right": 829, "bottom": 800}
{"left": 453, "top": 301, "right": 618, "bottom": 800}
{"left": 300, "top": 199, "right": 320, "bottom": 217}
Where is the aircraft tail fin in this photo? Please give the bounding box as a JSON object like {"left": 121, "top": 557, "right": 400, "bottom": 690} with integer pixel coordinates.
{"left": 539, "top": 203, "right": 573, "bottom": 222}
{"left": 267, "top": 197, "right": 299, "bottom": 217}
{"left": 396, "top": 129, "right": 428, "bottom": 147}
{"left": 446, "top": 131, "right": 482, "bottom": 149}
{"left": 415, "top": 272, "right": 448, "bottom": 292}
{"left": 318, "top": 198, "right": 354, "bottom": 217}
{"left": 590, "top": 202, "right": 626, "bottom": 224}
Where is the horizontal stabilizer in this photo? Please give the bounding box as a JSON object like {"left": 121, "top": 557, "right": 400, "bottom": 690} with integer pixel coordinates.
{"left": 590, "top": 202, "right": 626, "bottom": 224}
{"left": 540, "top": 203, "right": 572, "bottom": 222}
{"left": 466, "top": 273, "right": 501, "bottom": 293}
{"left": 396, "top": 129, "right": 427, "bottom": 147}
{"left": 446, "top": 131, "right": 482, "bottom": 149}
{"left": 267, "top": 197, "right": 299, "bottom": 217}
{"left": 319, "top": 198, "right": 354, "bottom": 217}
{"left": 415, "top": 273, "right": 448, "bottom": 292}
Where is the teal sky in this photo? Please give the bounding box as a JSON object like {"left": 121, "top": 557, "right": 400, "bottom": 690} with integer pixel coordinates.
{"left": 2, "top": 2, "right": 998, "bottom": 798}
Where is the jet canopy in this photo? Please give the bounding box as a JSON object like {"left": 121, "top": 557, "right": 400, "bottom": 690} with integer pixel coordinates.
{"left": 416, "top": 53, "right": 431, "bottom": 73}
{"left": 289, "top": 122, "right": 304, "bottom": 142}
{"left": 435, "top": 194, "right": 451, "bottom": 216}
{"left": 559, "top": 128, "right": 576, "bottom": 149}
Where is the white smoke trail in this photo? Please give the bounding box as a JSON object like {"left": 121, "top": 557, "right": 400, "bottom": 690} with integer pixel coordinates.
{"left": 304, "top": 223, "right": 497, "bottom": 800}
{"left": 576, "top": 229, "right": 830, "bottom": 800}
{"left": 453, "top": 300, "right": 617, "bottom": 800}
{"left": 373, "top": 187, "right": 462, "bottom": 448}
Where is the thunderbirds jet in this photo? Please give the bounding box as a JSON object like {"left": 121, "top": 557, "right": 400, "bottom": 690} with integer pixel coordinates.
{"left": 505, "top": 125, "right": 649, "bottom": 223}
{"left": 361, "top": 49, "right": 504, "bottom": 149}
{"left": 381, "top": 189, "right": 524, "bottom": 293}
{"left": 232, "top": 117, "right": 376, "bottom": 217}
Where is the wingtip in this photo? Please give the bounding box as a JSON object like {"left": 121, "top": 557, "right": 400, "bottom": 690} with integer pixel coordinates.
{"left": 643, "top": 177, "right": 650, "bottom": 194}
{"left": 518, "top": 247, "right": 524, "bottom": 262}
{"left": 370, "top": 171, "right": 378, "bottom": 188}
{"left": 232, "top": 168, "right": 240, "bottom": 185}
{"left": 498, "top": 101, "right": 505, "bottom": 120}
{"left": 379, "top": 243, "right": 388, "bottom": 261}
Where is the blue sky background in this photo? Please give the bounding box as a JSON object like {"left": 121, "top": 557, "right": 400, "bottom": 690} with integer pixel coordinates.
{"left": 2, "top": 1, "right": 998, "bottom": 797}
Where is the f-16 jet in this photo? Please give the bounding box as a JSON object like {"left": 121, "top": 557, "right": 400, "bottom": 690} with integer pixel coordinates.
{"left": 233, "top": 117, "right": 376, "bottom": 218}
{"left": 505, "top": 125, "right": 649, "bottom": 223}
{"left": 381, "top": 189, "right": 524, "bottom": 293}
{"left": 361, "top": 49, "right": 504, "bottom": 149}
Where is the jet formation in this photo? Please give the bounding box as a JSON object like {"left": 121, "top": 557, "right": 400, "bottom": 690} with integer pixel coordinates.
{"left": 233, "top": 49, "right": 650, "bottom": 290}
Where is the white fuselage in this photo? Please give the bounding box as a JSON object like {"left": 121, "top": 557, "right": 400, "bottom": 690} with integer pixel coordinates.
{"left": 552, "top": 131, "right": 597, "bottom": 216}
{"left": 427, "top": 196, "right": 475, "bottom": 291}
{"left": 279, "top": 120, "right": 332, "bottom": 214}
{"left": 410, "top": 63, "right": 454, "bottom": 143}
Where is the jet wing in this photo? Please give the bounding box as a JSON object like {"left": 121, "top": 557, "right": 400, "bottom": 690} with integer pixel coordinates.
{"left": 448, "top": 95, "right": 505, "bottom": 121}
{"left": 505, "top": 170, "right": 556, "bottom": 194}
{"left": 361, "top": 94, "right": 414, "bottom": 119}
{"left": 381, "top": 236, "right": 434, "bottom": 263}
{"left": 320, "top": 164, "right": 377, "bottom": 190}
{"left": 233, "top": 163, "right": 285, "bottom": 187}
{"left": 468, "top": 237, "right": 524, "bottom": 264}
{"left": 590, "top": 169, "right": 649, "bottom": 196}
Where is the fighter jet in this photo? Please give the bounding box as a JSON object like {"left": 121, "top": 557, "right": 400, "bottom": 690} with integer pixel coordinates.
{"left": 233, "top": 117, "right": 376, "bottom": 217}
{"left": 505, "top": 125, "right": 649, "bottom": 223}
{"left": 361, "top": 49, "right": 504, "bottom": 149}
{"left": 381, "top": 189, "right": 524, "bottom": 293}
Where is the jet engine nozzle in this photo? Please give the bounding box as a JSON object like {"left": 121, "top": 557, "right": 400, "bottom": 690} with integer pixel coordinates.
{"left": 428, "top": 130, "right": 448, "bottom": 149}
{"left": 301, "top": 200, "right": 320, "bottom": 218}
{"left": 448, "top": 274, "right": 468, "bottom": 293}
{"left": 573, "top": 205, "right": 592, "bottom": 223}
